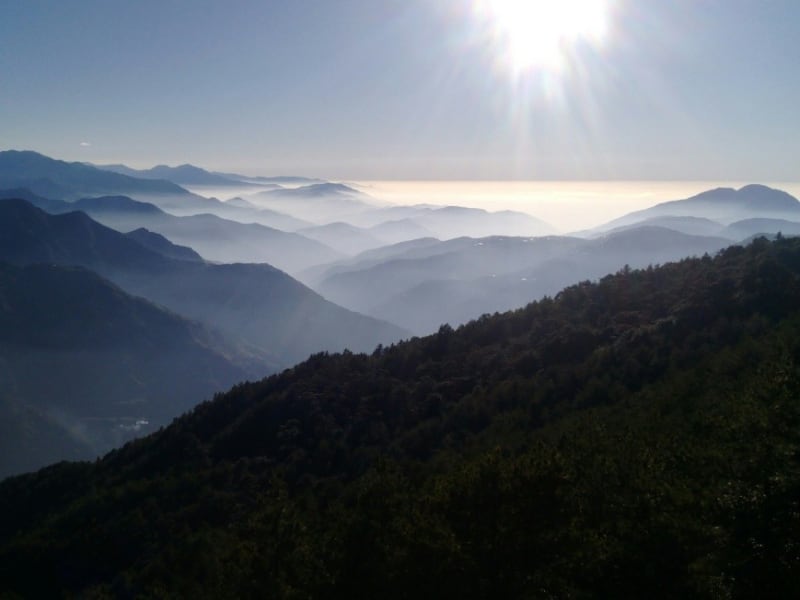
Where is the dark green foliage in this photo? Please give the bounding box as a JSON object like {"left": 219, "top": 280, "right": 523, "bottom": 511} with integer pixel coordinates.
{"left": 3, "top": 238, "right": 800, "bottom": 597}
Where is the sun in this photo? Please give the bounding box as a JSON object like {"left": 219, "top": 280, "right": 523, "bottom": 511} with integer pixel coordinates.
{"left": 474, "top": 0, "right": 609, "bottom": 74}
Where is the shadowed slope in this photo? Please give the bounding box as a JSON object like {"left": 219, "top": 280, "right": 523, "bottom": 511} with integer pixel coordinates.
{"left": 0, "top": 262, "right": 250, "bottom": 477}
{"left": 0, "top": 200, "right": 408, "bottom": 367}
{"left": 2, "top": 238, "right": 800, "bottom": 597}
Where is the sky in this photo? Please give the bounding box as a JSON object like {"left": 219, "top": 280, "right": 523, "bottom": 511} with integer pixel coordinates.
{"left": 2, "top": 0, "right": 799, "bottom": 180}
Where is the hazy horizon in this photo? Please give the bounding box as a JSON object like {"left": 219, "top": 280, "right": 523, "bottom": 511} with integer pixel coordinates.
{"left": 3, "top": 1, "right": 799, "bottom": 181}
{"left": 185, "top": 178, "right": 800, "bottom": 232}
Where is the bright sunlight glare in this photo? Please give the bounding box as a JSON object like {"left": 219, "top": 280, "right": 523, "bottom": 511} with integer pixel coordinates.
{"left": 474, "top": 0, "right": 609, "bottom": 73}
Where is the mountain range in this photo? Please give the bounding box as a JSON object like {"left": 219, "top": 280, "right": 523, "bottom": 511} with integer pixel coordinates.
{"left": 2, "top": 236, "right": 799, "bottom": 597}
{"left": 67, "top": 195, "right": 341, "bottom": 273}
{"left": 0, "top": 199, "right": 407, "bottom": 366}
{"left": 0, "top": 150, "right": 190, "bottom": 202}
{"left": 0, "top": 150, "right": 281, "bottom": 223}
{"left": 5, "top": 148, "right": 800, "bottom": 488}
{"left": 309, "top": 227, "right": 732, "bottom": 335}
{"left": 594, "top": 184, "right": 800, "bottom": 231}
{"left": 96, "top": 163, "right": 252, "bottom": 187}
{"left": 0, "top": 191, "right": 341, "bottom": 273}
{"left": 246, "top": 182, "right": 381, "bottom": 224}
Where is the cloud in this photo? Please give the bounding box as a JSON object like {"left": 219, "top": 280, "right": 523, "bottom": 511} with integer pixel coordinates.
{"left": 79, "top": 141, "right": 91, "bottom": 147}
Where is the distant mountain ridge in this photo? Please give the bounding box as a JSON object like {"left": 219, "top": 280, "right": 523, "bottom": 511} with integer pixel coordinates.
{"left": 597, "top": 184, "right": 800, "bottom": 231}
{"left": 0, "top": 151, "right": 299, "bottom": 221}
{"left": 125, "top": 228, "right": 203, "bottom": 262}
{"left": 248, "top": 183, "right": 379, "bottom": 223}
{"left": 0, "top": 198, "right": 407, "bottom": 368}
{"left": 96, "top": 162, "right": 325, "bottom": 187}
{"left": 267, "top": 182, "right": 362, "bottom": 197}
{"left": 0, "top": 150, "right": 189, "bottom": 199}
{"left": 312, "top": 227, "right": 732, "bottom": 335}
{"left": 349, "top": 204, "right": 555, "bottom": 241}
{"left": 96, "top": 163, "right": 250, "bottom": 187}
{"left": 0, "top": 191, "right": 341, "bottom": 273}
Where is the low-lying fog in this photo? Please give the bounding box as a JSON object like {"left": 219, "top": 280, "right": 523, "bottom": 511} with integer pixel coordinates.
{"left": 186, "top": 180, "right": 800, "bottom": 232}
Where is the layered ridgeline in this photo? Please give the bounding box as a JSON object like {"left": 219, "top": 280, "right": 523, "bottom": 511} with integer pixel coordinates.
{"left": 0, "top": 199, "right": 407, "bottom": 369}
{"left": 0, "top": 151, "right": 556, "bottom": 252}
{"left": 95, "top": 162, "right": 323, "bottom": 187}
{"left": 0, "top": 150, "right": 197, "bottom": 209}
{"left": 306, "top": 184, "right": 800, "bottom": 335}
{"left": 592, "top": 184, "right": 800, "bottom": 233}
{"left": 2, "top": 237, "right": 800, "bottom": 597}
{"left": 64, "top": 194, "right": 337, "bottom": 272}
{"left": 0, "top": 151, "right": 323, "bottom": 234}
{"left": 0, "top": 262, "right": 252, "bottom": 478}
{"left": 308, "top": 229, "right": 732, "bottom": 335}
{"left": 96, "top": 163, "right": 254, "bottom": 187}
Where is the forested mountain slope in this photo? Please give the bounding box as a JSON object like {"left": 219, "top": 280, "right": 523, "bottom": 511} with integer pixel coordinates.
{"left": 2, "top": 237, "right": 800, "bottom": 598}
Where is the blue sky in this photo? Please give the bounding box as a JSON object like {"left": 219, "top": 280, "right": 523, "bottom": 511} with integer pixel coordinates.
{"left": 2, "top": 0, "right": 799, "bottom": 180}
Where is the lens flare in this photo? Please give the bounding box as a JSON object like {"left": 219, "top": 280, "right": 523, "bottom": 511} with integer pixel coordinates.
{"left": 474, "top": 0, "right": 609, "bottom": 74}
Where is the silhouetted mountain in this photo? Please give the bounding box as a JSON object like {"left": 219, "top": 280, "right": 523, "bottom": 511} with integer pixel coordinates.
{"left": 125, "top": 228, "right": 203, "bottom": 262}
{"left": 297, "top": 236, "right": 442, "bottom": 285}
{"left": 315, "top": 227, "right": 730, "bottom": 335}
{"left": 0, "top": 198, "right": 169, "bottom": 272}
{"left": 225, "top": 196, "right": 259, "bottom": 208}
{"left": 345, "top": 236, "right": 444, "bottom": 263}
{"left": 10, "top": 193, "right": 341, "bottom": 273}
{"left": 269, "top": 182, "right": 362, "bottom": 198}
{"left": 214, "top": 172, "right": 324, "bottom": 185}
{"left": 91, "top": 163, "right": 144, "bottom": 178}
{"left": 353, "top": 205, "right": 555, "bottom": 242}
{"left": 131, "top": 261, "right": 408, "bottom": 367}
{"left": 2, "top": 237, "right": 800, "bottom": 597}
{"left": 96, "top": 163, "right": 247, "bottom": 186}
{"left": 423, "top": 206, "right": 555, "bottom": 238}
{"left": 315, "top": 235, "right": 585, "bottom": 318}
{"left": 0, "top": 262, "right": 251, "bottom": 477}
{"left": 249, "top": 182, "right": 377, "bottom": 223}
{"left": 0, "top": 187, "right": 68, "bottom": 214}
{"left": 75, "top": 186, "right": 313, "bottom": 231}
{"left": 0, "top": 151, "right": 275, "bottom": 219}
{"left": 73, "top": 194, "right": 164, "bottom": 215}
{"left": 0, "top": 199, "right": 407, "bottom": 367}
{"left": 588, "top": 215, "right": 726, "bottom": 238}
{"left": 0, "top": 150, "right": 189, "bottom": 200}
{"left": 598, "top": 184, "right": 800, "bottom": 230}
{"left": 721, "top": 218, "right": 800, "bottom": 240}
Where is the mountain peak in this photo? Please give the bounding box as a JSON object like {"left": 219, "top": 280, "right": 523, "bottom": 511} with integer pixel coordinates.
{"left": 296, "top": 182, "right": 361, "bottom": 196}
{"left": 736, "top": 184, "right": 800, "bottom": 209}
{"left": 73, "top": 195, "right": 166, "bottom": 215}
{"left": 0, "top": 150, "right": 190, "bottom": 199}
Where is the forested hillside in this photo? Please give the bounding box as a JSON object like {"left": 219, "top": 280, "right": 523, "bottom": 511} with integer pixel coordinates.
{"left": 2, "top": 237, "right": 800, "bottom": 598}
